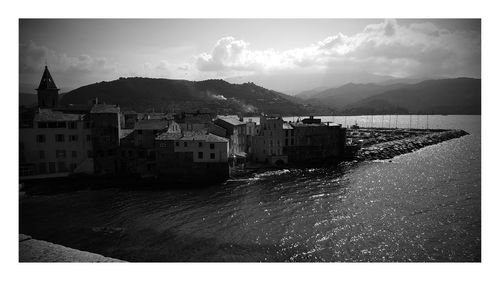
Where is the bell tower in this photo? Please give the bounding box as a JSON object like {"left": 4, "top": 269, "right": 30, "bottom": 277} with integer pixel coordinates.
{"left": 36, "top": 65, "right": 59, "bottom": 108}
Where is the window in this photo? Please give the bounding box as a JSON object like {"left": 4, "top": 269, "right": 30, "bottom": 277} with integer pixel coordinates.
{"left": 137, "top": 130, "right": 143, "bottom": 135}
{"left": 291, "top": 139, "right": 294, "bottom": 145}
{"left": 36, "top": 135, "right": 46, "bottom": 143}
{"left": 38, "top": 163, "right": 47, "bottom": 174}
{"left": 210, "top": 153, "right": 215, "bottom": 159}
{"left": 70, "top": 163, "right": 77, "bottom": 170}
{"left": 85, "top": 122, "right": 91, "bottom": 129}
{"left": 57, "top": 122, "right": 66, "bottom": 128}
{"left": 48, "top": 162, "right": 56, "bottom": 173}
{"left": 55, "top": 134, "right": 65, "bottom": 142}
{"left": 210, "top": 143, "right": 215, "bottom": 149}
{"left": 48, "top": 122, "right": 57, "bottom": 128}
{"left": 68, "top": 122, "right": 77, "bottom": 129}
{"left": 87, "top": 151, "right": 92, "bottom": 158}
{"left": 39, "top": 150, "right": 45, "bottom": 159}
{"left": 199, "top": 142, "right": 203, "bottom": 147}
{"left": 69, "top": 135, "right": 78, "bottom": 142}
{"left": 56, "top": 150, "right": 66, "bottom": 159}
{"left": 198, "top": 152, "right": 203, "bottom": 159}
{"left": 86, "top": 135, "right": 91, "bottom": 142}
{"left": 72, "top": 151, "right": 77, "bottom": 158}
{"left": 176, "top": 142, "right": 179, "bottom": 147}
{"left": 184, "top": 142, "right": 187, "bottom": 147}
{"left": 159, "top": 142, "right": 167, "bottom": 148}
{"left": 128, "top": 150, "right": 133, "bottom": 157}
{"left": 38, "top": 122, "right": 47, "bottom": 128}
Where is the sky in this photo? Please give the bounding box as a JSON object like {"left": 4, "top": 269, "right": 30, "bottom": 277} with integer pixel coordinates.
{"left": 19, "top": 19, "right": 481, "bottom": 94}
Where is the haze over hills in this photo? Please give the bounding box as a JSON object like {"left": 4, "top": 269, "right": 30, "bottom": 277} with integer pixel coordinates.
{"left": 59, "top": 77, "right": 316, "bottom": 115}
{"left": 343, "top": 78, "right": 481, "bottom": 115}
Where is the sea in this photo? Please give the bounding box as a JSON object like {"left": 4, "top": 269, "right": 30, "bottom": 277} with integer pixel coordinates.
{"left": 19, "top": 115, "right": 481, "bottom": 262}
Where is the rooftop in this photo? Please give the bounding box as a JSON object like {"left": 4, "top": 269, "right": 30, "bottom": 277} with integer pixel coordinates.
{"left": 34, "top": 109, "right": 84, "bottom": 122}
{"left": 36, "top": 66, "right": 59, "bottom": 91}
{"left": 90, "top": 104, "right": 120, "bottom": 114}
{"left": 216, "top": 115, "right": 245, "bottom": 126}
{"left": 156, "top": 131, "right": 228, "bottom": 142}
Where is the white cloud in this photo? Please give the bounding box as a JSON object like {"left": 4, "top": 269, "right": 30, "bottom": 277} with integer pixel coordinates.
{"left": 195, "top": 19, "right": 480, "bottom": 79}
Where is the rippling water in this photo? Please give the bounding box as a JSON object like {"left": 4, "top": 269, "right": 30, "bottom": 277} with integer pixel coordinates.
{"left": 20, "top": 115, "right": 481, "bottom": 262}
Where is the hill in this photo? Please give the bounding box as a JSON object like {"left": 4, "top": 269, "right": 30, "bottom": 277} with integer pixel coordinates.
{"left": 344, "top": 78, "right": 481, "bottom": 115}
{"left": 59, "top": 77, "right": 312, "bottom": 115}
{"left": 304, "top": 83, "right": 410, "bottom": 110}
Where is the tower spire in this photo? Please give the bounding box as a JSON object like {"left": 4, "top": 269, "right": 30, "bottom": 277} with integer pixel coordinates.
{"left": 36, "top": 65, "right": 59, "bottom": 108}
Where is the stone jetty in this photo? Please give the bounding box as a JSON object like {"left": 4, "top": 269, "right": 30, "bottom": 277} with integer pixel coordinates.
{"left": 353, "top": 129, "right": 469, "bottom": 161}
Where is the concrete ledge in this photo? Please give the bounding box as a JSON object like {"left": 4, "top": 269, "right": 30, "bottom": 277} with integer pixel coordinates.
{"left": 19, "top": 234, "right": 124, "bottom": 262}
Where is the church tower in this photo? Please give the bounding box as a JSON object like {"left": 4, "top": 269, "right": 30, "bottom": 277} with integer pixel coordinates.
{"left": 37, "top": 65, "right": 59, "bottom": 108}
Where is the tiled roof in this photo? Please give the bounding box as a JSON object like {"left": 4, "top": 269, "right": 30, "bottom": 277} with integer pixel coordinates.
{"left": 156, "top": 131, "right": 228, "bottom": 142}
{"left": 120, "top": 129, "right": 134, "bottom": 139}
{"left": 34, "top": 109, "right": 83, "bottom": 122}
{"left": 216, "top": 115, "right": 245, "bottom": 126}
{"left": 134, "top": 119, "right": 171, "bottom": 130}
{"left": 155, "top": 132, "right": 183, "bottom": 141}
{"left": 90, "top": 104, "right": 120, "bottom": 114}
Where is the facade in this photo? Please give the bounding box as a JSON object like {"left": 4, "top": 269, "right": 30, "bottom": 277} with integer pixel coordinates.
{"left": 118, "top": 119, "right": 181, "bottom": 176}
{"left": 250, "top": 116, "right": 288, "bottom": 165}
{"left": 155, "top": 131, "right": 229, "bottom": 182}
{"left": 19, "top": 109, "right": 94, "bottom": 178}
{"left": 283, "top": 116, "right": 346, "bottom": 163}
{"left": 89, "top": 104, "right": 121, "bottom": 175}
{"left": 213, "top": 115, "right": 247, "bottom": 156}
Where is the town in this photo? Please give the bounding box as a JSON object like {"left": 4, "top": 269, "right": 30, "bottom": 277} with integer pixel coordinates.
{"left": 19, "top": 66, "right": 347, "bottom": 184}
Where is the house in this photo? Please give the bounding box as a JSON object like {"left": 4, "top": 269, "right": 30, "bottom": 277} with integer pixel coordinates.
{"left": 89, "top": 104, "right": 121, "bottom": 175}
{"left": 19, "top": 109, "right": 94, "bottom": 178}
{"left": 118, "top": 119, "right": 181, "bottom": 176}
{"left": 283, "top": 116, "right": 346, "bottom": 163}
{"left": 213, "top": 115, "right": 247, "bottom": 162}
{"left": 250, "top": 115, "right": 288, "bottom": 165}
{"left": 155, "top": 131, "right": 229, "bottom": 182}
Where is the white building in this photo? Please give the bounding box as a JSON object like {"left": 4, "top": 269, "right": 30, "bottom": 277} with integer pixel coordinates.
{"left": 19, "top": 109, "right": 94, "bottom": 178}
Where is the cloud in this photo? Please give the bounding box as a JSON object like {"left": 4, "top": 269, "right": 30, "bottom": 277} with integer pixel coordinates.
{"left": 195, "top": 19, "right": 480, "bottom": 79}
{"left": 19, "top": 41, "right": 115, "bottom": 75}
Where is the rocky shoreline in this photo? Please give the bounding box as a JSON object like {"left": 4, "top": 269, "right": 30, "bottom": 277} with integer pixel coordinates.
{"left": 353, "top": 129, "right": 469, "bottom": 161}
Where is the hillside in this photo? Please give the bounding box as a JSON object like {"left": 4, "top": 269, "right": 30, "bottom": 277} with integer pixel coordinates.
{"left": 59, "top": 77, "right": 312, "bottom": 115}
{"left": 344, "top": 78, "right": 481, "bottom": 115}
{"left": 304, "top": 83, "right": 410, "bottom": 110}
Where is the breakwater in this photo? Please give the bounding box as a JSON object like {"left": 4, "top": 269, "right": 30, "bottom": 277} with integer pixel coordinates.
{"left": 353, "top": 129, "right": 469, "bottom": 161}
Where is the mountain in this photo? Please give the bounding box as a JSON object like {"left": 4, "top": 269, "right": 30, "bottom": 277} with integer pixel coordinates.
{"left": 304, "top": 83, "right": 410, "bottom": 110}
{"left": 294, "top": 86, "right": 329, "bottom": 100}
{"left": 225, "top": 71, "right": 396, "bottom": 94}
{"left": 344, "top": 78, "right": 481, "bottom": 115}
{"left": 59, "top": 77, "right": 313, "bottom": 115}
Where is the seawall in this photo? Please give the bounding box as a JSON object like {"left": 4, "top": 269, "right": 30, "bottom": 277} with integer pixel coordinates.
{"left": 353, "top": 129, "right": 469, "bottom": 161}
{"left": 19, "top": 234, "right": 124, "bottom": 262}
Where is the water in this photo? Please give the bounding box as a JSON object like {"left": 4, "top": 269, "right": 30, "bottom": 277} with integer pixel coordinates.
{"left": 19, "top": 115, "right": 481, "bottom": 262}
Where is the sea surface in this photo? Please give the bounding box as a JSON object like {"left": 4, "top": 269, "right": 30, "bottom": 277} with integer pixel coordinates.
{"left": 19, "top": 115, "right": 481, "bottom": 262}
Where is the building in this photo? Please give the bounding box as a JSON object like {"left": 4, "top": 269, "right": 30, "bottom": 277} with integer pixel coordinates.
{"left": 174, "top": 111, "right": 214, "bottom": 131}
{"left": 89, "top": 104, "right": 121, "bottom": 175}
{"left": 155, "top": 131, "right": 229, "bottom": 182}
{"left": 213, "top": 115, "right": 247, "bottom": 159}
{"left": 19, "top": 109, "right": 94, "bottom": 178}
{"left": 283, "top": 116, "right": 346, "bottom": 163}
{"left": 250, "top": 115, "right": 288, "bottom": 165}
{"left": 118, "top": 119, "right": 181, "bottom": 176}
